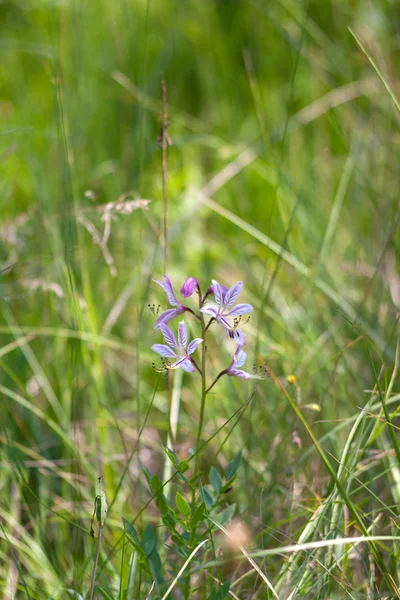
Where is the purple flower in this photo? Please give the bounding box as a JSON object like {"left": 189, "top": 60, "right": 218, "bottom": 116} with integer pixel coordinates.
{"left": 153, "top": 276, "right": 186, "bottom": 329}
{"left": 180, "top": 277, "right": 198, "bottom": 298}
{"left": 226, "top": 344, "right": 253, "bottom": 380}
{"left": 225, "top": 327, "right": 245, "bottom": 346}
{"left": 200, "top": 280, "right": 253, "bottom": 332}
{"left": 151, "top": 321, "right": 202, "bottom": 372}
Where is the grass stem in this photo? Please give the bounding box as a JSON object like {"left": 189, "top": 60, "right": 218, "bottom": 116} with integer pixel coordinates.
{"left": 88, "top": 524, "right": 103, "bottom": 600}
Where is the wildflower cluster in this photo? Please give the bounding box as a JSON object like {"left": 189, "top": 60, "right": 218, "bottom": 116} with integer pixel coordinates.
{"left": 151, "top": 275, "right": 257, "bottom": 388}
{"left": 145, "top": 275, "right": 262, "bottom": 596}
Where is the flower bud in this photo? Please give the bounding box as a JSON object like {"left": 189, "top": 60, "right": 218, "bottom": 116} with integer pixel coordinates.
{"left": 180, "top": 277, "right": 198, "bottom": 298}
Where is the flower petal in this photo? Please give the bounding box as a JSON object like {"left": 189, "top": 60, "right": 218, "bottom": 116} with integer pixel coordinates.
{"left": 234, "top": 349, "right": 247, "bottom": 368}
{"left": 225, "top": 328, "right": 245, "bottom": 345}
{"left": 169, "top": 356, "right": 186, "bottom": 369}
{"left": 151, "top": 344, "right": 177, "bottom": 358}
{"left": 180, "top": 277, "right": 198, "bottom": 298}
{"left": 160, "top": 323, "right": 177, "bottom": 348}
{"left": 207, "top": 283, "right": 228, "bottom": 300}
{"left": 153, "top": 308, "right": 179, "bottom": 330}
{"left": 178, "top": 321, "right": 187, "bottom": 348}
{"left": 211, "top": 280, "right": 223, "bottom": 307}
{"left": 228, "top": 368, "right": 251, "bottom": 380}
{"left": 227, "top": 303, "right": 253, "bottom": 317}
{"left": 224, "top": 281, "right": 242, "bottom": 307}
{"left": 200, "top": 306, "right": 217, "bottom": 318}
{"left": 153, "top": 276, "right": 179, "bottom": 307}
{"left": 217, "top": 316, "right": 234, "bottom": 329}
{"left": 187, "top": 338, "right": 203, "bottom": 355}
{"left": 181, "top": 359, "right": 195, "bottom": 372}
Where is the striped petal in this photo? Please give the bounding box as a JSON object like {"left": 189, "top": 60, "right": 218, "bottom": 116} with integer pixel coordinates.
{"left": 224, "top": 281, "right": 242, "bottom": 307}
{"left": 187, "top": 338, "right": 203, "bottom": 355}
{"left": 153, "top": 308, "right": 179, "bottom": 330}
{"left": 227, "top": 303, "right": 253, "bottom": 317}
{"left": 169, "top": 356, "right": 187, "bottom": 369}
{"left": 181, "top": 359, "right": 195, "bottom": 372}
{"left": 153, "top": 276, "right": 179, "bottom": 307}
{"left": 160, "top": 323, "right": 177, "bottom": 348}
{"left": 211, "top": 280, "right": 223, "bottom": 307}
{"left": 178, "top": 321, "right": 187, "bottom": 348}
{"left": 200, "top": 306, "right": 217, "bottom": 318}
{"left": 216, "top": 315, "right": 233, "bottom": 329}
{"left": 151, "top": 344, "right": 177, "bottom": 358}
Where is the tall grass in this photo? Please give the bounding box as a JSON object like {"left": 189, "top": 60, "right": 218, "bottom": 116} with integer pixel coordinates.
{"left": 1, "top": 1, "right": 400, "bottom": 598}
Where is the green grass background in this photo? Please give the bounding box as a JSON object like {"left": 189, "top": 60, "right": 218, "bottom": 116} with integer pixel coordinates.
{"left": 1, "top": 0, "right": 400, "bottom": 598}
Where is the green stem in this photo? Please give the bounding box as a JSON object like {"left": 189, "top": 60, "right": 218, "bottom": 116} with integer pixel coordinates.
{"left": 88, "top": 524, "right": 103, "bottom": 600}
{"left": 195, "top": 313, "right": 207, "bottom": 473}
{"left": 185, "top": 295, "right": 207, "bottom": 600}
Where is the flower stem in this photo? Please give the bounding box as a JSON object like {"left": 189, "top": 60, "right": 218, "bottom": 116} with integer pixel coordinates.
{"left": 190, "top": 357, "right": 203, "bottom": 375}
{"left": 185, "top": 291, "right": 207, "bottom": 600}
{"left": 204, "top": 317, "right": 214, "bottom": 332}
{"left": 205, "top": 371, "right": 226, "bottom": 395}
{"left": 195, "top": 309, "right": 207, "bottom": 474}
{"left": 185, "top": 307, "right": 202, "bottom": 321}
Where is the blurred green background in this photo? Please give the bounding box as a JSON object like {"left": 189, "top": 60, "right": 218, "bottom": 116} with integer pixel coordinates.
{"left": 1, "top": 0, "right": 400, "bottom": 598}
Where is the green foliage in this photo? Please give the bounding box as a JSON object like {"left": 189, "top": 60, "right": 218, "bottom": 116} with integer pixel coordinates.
{"left": 225, "top": 451, "right": 242, "bottom": 482}
{"left": 209, "top": 466, "right": 223, "bottom": 493}
{"left": 175, "top": 492, "right": 191, "bottom": 518}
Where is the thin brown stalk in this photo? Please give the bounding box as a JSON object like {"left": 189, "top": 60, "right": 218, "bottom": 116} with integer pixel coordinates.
{"left": 158, "top": 79, "right": 169, "bottom": 274}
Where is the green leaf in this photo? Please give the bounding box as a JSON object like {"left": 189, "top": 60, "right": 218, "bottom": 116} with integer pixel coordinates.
{"left": 122, "top": 517, "right": 140, "bottom": 546}
{"left": 149, "top": 547, "right": 164, "bottom": 584}
{"left": 171, "top": 532, "right": 190, "bottom": 549}
{"left": 177, "top": 459, "right": 189, "bottom": 474}
{"left": 208, "top": 581, "right": 230, "bottom": 600}
{"left": 209, "top": 466, "right": 222, "bottom": 493}
{"left": 216, "top": 503, "right": 236, "bottom": 525}
{"left": 176, "top": 492, "right": 191, "bottom": 517}
{"left": 142, "top": 524, "right": 155, "bottom": 556}
{"left": 208, "top": 581, "right": 231, "bottom": 600}
{"left": 161, "top": 512, "right": 177, "bottom": 530}
{"left": 142, "top": 467, "right": 151, "bottom": 483}
{"left": 220, "top": 478, "right": 235, "bottom": 494}
{"left": 202, "top": 487, "right": 215, "bottom": 506}
{"left": 225, "top": 451, "right": 242, "bottom": 481}
{"left": 155, "top": 494, "right": 169, "bottom": 516}
{"left": 150, "top": 474, "right": 163, "bottom": 495}
{"left": 162, "top": 445, "right": 179, "bottom": 467}
{"left": 191, "top": 502, "right": 205, "bottom": 525}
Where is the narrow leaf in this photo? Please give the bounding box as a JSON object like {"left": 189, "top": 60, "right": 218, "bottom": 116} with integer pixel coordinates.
{"left": 225, "top": 451, "right": 242, "bottom": 481}
{"left": 177, "top": 459, "right": 189, "bottom": 474}
{"left": 209, "top": 466, "right": 222, "bottom": 493}
{"left": 142, "top": 525, "right": 156, "bottom": 556}
{"left": 203, "top": 487, "right": 215, "bottom": 506}
{"left": 176, "top": 492, "right": 191, "bottom": 517}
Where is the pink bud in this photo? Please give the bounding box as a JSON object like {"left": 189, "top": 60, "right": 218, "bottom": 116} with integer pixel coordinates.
{"left": 180, "top": 277, "right": 198, "bottom": 298}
